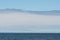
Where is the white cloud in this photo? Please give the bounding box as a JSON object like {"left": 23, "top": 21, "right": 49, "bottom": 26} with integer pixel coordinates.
{"left": 0, "top": 12, "right": 60, "bottom": 33}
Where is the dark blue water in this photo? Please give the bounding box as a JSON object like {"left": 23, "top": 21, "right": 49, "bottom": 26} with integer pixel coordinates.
{"left": 0, "top": 33, "right": 60, "bottom": 40}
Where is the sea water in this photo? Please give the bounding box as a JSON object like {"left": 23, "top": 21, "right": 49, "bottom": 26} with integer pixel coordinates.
{"left": 0, "top": 33, "right": 60, "bottom": 40}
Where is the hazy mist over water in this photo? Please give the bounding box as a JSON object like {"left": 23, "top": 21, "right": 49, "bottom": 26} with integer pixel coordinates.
{"left": 0, "top": 12, "right": 60, "bottom": 33}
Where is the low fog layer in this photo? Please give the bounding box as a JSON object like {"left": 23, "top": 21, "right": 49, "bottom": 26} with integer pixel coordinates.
{"left": 0, "top": 12, "right": 60, "bottom": 33}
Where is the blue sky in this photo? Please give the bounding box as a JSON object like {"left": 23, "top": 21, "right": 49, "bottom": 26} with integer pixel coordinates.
{"left": 0, "top": 0, "right": 60, "bottom": 33}
{"left": 0, "top": 0, "right": 60, "bottom": 11}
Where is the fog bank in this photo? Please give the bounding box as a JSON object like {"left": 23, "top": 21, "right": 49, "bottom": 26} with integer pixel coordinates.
{"left": 0, "top": 12, "right": 60, "bottom": 33}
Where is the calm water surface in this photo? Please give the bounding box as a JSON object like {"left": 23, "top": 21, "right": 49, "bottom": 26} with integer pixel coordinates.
{"left": 0, "top": 33, "right": 60, "bottom": 40}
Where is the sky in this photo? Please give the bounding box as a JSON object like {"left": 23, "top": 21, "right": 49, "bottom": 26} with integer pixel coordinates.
{"left": 0, "top": 0, "right": 60, "bottom": 33}
{"left": 0, "top": 0, "right": 60, "bottom": 11}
